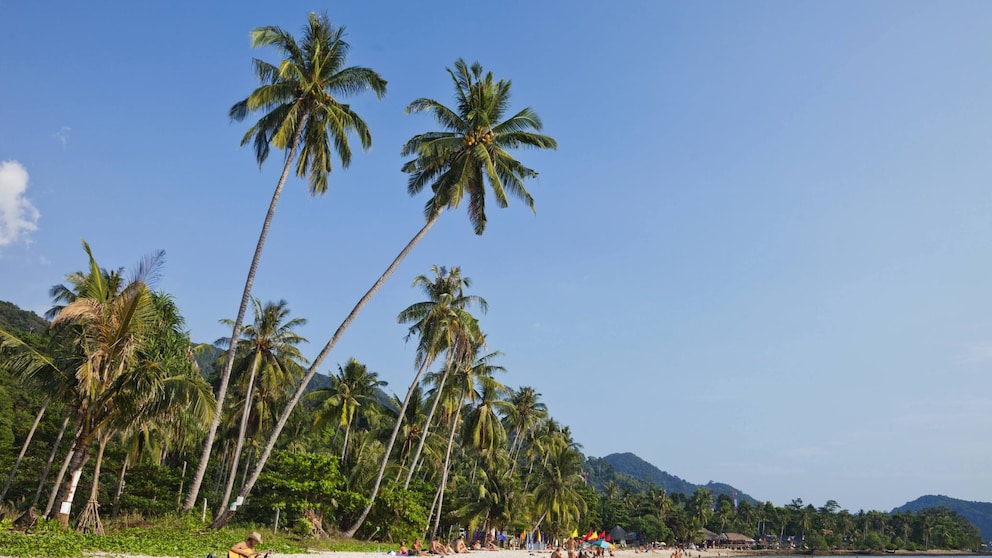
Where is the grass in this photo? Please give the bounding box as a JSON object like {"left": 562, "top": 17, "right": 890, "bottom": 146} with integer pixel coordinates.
{"left": 0, "top": 513, "right": 383, "bottom": 558}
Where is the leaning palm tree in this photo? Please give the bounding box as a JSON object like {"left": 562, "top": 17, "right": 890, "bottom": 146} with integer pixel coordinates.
{"left": 214, "top": 299, "right": 307, "bottom": 516}
{"left": 211, "top": 59, "right": 554, "bottom": 531}
{"left": 183, "top": 12, "right": 386, "bottom": 513}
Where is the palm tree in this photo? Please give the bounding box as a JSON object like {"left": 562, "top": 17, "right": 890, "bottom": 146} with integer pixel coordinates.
{"left": 398, "top": 265, "right": 487, "bottom": 488}
{"left": 309, "top": 358, "right": 385, "bottom": 461}
{"left": 184, "top": 12, "right": 386, "bottom": 513}
{"left": 503, "top": 386, "right": 547, "bottom": 471}
{"left": 531, "top": 443, "right": 586, "bottom": 541}
{"left": 215, "top": 299, "right": 307, "bottom": 516}
{"left": 212, "top": 58, "right": 554, "bottom": 531}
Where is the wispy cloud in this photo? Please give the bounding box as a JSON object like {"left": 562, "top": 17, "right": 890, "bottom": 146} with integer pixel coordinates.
{"left": 53, "top": 126, "right": 71, "bottom": 149}
{"left": 0, "top": 161, "right": 40, "bottom": 248}
{"left": 955, "top": 341, "right": 992, "bottom": 365}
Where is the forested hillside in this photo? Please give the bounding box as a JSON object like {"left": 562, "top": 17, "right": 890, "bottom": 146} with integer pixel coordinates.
{"left": 0, "top": 300, "right": 47, "bottom": 334}
{"left": 595, "top": 452, "right": 759, "bottom": 505}
{"left": 893, "top": 495, "right": 992, "bottom": 543}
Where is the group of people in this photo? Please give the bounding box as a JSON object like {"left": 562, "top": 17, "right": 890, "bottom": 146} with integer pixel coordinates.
{"left": 550, "top": 538, "right": 615, "bottom": 558}
{"left": 398, "top": 534, "right": 501, "bottom": 556}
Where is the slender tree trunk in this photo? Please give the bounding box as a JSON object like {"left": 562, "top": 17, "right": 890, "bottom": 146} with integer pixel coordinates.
{"left": 0, "top": 398, "right": 48, "bottom": 502}
{"left": 431, "top": 403, "right": 463, "bottom": 539}
{"left": 111, "top": 457, "right": 128, "bottom": 519}
{"left": 403, "top": 358, "right": 448, "bottom": 489}
{"left": 211, "top": 211, "right": 442, "bottom": 530}
{"left": 424, "top": 479, "right": 443, "bottom": 539}
{"left": 218, "top": 352, "right": 261, "bottom": 515}
{"left": 182, "top": 126, "right": 305, "bottom": 513}
{"left": 341, "top": 423, "right": 351, "bottom": 461}
{"left": 33, "top": 414, "right": 70, "bottom": 508}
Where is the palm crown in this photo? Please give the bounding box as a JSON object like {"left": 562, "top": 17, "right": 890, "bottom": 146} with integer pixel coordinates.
{"left": 230, "top": 12, "right": 387, "bottom": 195}
{"left": 402, "top": 59, "right": 557, "bottom": 234}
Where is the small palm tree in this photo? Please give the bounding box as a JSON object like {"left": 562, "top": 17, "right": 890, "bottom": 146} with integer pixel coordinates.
{"left": 185, "top": 12, "right": 386, "bottom": 513}
{"left": 309, "top": 358, "right": 385, "bottom": 461}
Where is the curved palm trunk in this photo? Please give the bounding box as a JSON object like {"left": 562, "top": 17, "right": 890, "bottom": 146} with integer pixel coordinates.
{"left": 217, "top": 352, "right": 261, "bottom": 515}
{"left": 431, "top": 402, "right": 463, "bottom": 539}
{"left": 0, "top": 398, "right": 48, "bottom": 502}
{"left": 403, "top": 357, "right": 451, "bottom": 489}
{"left": 183, "top": 126, "right": 304, "bottom": 513}
{"left": 33, "top": 414, "right": 70, "bottom": 508}
{"left": 211, "top": 211, "right": 442, "bottom": 530}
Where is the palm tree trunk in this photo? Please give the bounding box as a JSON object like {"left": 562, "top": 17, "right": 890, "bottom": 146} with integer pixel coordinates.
{"left": 218, "top": 352, "right": 261, "bottom": 515}
{"left": 50, "top": 426, "right": 92, "bottom": 525}
{"left": 111, "top": 456, "right": 128, "bottom": 519}
{"left": 183, "top": 124, "right": 305, "bottom": 513}
{"left": 403, "top": 357, "right": 450, "bottom": 489}
{"left": 0, "top": 398, "right": 48, "bottom": 502}
{"left": 33, "top": 414, "right": 70, "bottom": 508}
{"left": 45, "top": 426, "right": 81, "bottom": 516}
{"left": 431, "top": 403, "right": 463, "bottom": 539}
{"left": 341, "top": 423, "right": 351, "bottom": 461}
{"left": 211, "top": 210, "right": 443, "bottom": 530}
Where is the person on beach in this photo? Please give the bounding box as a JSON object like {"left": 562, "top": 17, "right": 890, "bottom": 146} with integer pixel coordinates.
{"left": 413, "top": 539, "right": 426, "bottom": 555}
{"left": 455, "top": 537, "right": 470, "bottom": 553}
{"left": 400, "top": 541, "right": 410, "bottom": 556}
{"left": 229, "top": 532, "right": 266, "bottom": 558}
{"left": 551, "top": 548, "right": 563, "bottom": 558}
{"left": 431, "top": 537, "right": 454, "bottom": 555}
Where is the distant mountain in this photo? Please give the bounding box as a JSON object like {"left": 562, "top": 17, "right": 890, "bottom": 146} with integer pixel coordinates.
{"left": 892, "top": 495, "right": 992, "bottom": 543}
{"left": 0, "top": 300, "right": 47, "bottom": 335}
{"left": 587, "top": 452, "right": 759, "bottom": 505}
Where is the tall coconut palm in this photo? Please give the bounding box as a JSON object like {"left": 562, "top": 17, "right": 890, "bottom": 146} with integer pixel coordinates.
{"left": 215, "top": 299, "right": 307, "bottom": 516}
{"left": 184, "top": 12, "right": 386, "bottom": 513}
{"left": 211, "top": 59, "right": 553, "bottom": 531}
{"left": 398, "top": 265, "right": 487, "bottom": 488}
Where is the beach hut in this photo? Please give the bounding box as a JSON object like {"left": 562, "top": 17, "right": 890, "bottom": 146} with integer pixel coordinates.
{"left": 609, "top": 526, "right": 628, "bottom": 546}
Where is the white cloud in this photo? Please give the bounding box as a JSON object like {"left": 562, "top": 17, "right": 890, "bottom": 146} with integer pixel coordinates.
{"left": 53, "top": 126, "right": 71, "bottom": 148}
{"left": 0, "top": 161, "right": 40, "bottom": 247}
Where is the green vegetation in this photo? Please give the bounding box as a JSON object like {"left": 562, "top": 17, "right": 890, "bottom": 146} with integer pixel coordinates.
{"left": 893, "top": 495, "right": 992, "bottom": 544}
{"left": 586, "top": 453, "right": 758, "bottom": 506}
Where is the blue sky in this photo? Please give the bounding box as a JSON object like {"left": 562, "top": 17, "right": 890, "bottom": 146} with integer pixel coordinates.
{"left": 2, "top": 1, "right": 991, "bottom": 513}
